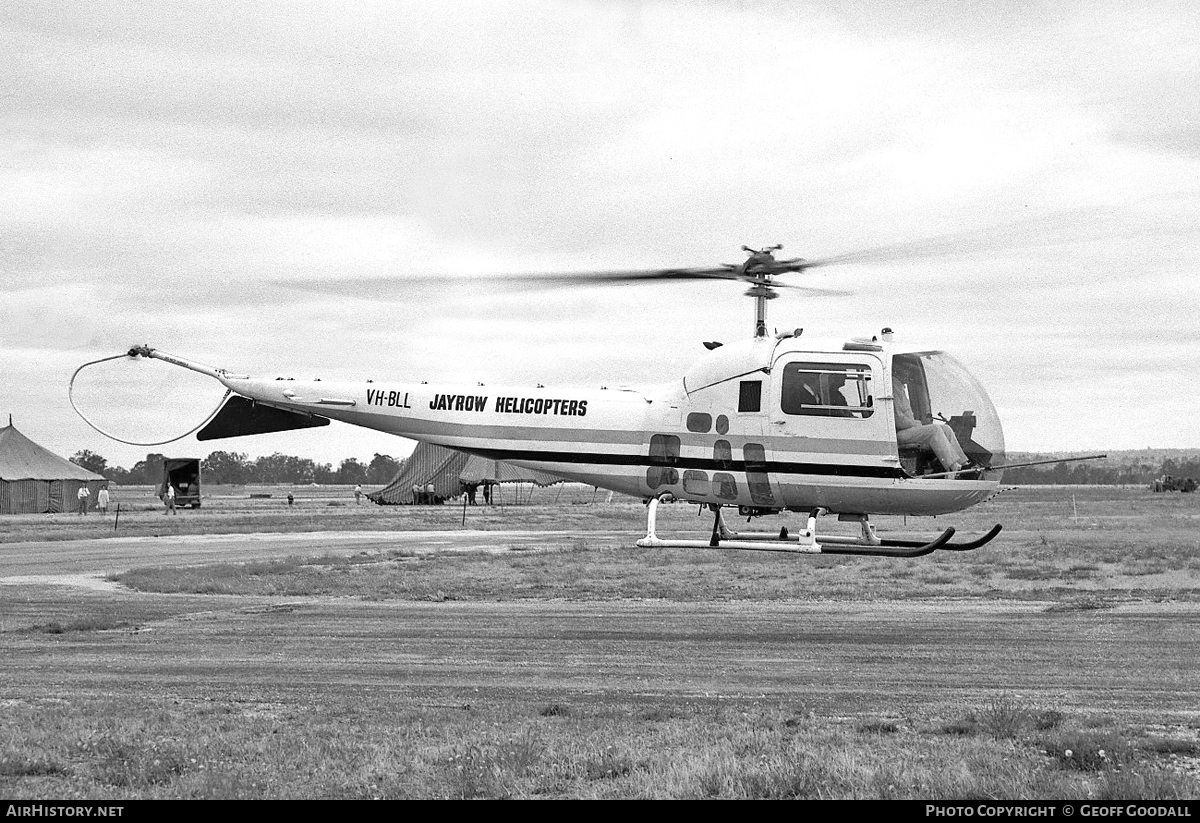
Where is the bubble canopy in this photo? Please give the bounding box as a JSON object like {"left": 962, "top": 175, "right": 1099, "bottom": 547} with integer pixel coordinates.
{"left": 892, "top": 350, "right": 1006, "bottom": 471}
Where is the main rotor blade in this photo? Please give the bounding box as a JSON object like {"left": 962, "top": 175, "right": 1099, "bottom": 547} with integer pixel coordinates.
{"left": 275, "top": 268, "right": 851, "bottom": 302}
{"left": 505, "top": 262, "right": 848, "bottom": 294}
{"left": 509, "top": 270, "right": 852, "bottom": 297}
{"left": 795, "top": 241, "right": 973, "bottom": 270}
{"left": 273, "top": 267, "right": 737, "bottom": 293}
{"left": 793, "top": 198, "right": 1182, "bottom": 270}
{"left": 504, "top": 266, "right": 737, "bottom": 285}
{"left": 266, "top": 196, "right": 1194, "bottom": 302}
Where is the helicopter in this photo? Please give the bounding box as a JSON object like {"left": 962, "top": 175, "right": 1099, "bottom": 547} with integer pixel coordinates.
{"left": 83, "top": 245, "right": 1102, "bottom": 557}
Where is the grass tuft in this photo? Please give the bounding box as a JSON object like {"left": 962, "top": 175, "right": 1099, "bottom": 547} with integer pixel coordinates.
{"left": 936, "top": 720, "right": 979, "bottom": 737}
{"left": 1091, "top": 767, "right": 1200, "bottom": 800}
{"left": 441, "top": 728, "right": 545, "bottom": 799}
{"left": 0, "top": 753, "right": 67, "bottom": 777}
{"left": 1141, "top": 737, "right": 1199, "bottom": 757}
{"left": 1042, "top": 730, "right": 1129, "bottom": 771}
{"left": 939, "top": 695, "right": 1031, "bottom": 740}
{"left": 638, "top": 706, "right": 678, "bottom": 723}
{"left": 585, "top": 745, "right": 633, "bottom": 781}
{"left": 1030, "top": 709, "right": 1066, "bottom": 731}
{"left": 857, "top": 720, "right": 901, "bottom": 735}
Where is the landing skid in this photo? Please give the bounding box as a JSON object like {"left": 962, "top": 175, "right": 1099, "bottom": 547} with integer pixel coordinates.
{"left": 873, "top": 523, "right": 1004, "bottom": 553}
{"left": 634, "top": 498, "right": 1001, "bottom": 557}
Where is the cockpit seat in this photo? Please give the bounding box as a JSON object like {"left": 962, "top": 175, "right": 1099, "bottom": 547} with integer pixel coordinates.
{"left": 898, "top": 444, "right": 946, "bottom": 477}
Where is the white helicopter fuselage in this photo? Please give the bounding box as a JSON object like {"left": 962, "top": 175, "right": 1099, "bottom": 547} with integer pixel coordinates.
{"left": 201, "top": 331, "right": 1003, "bottom": 518}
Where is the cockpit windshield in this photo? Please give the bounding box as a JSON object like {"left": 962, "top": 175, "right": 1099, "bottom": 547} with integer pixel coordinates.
{"left": 892, "top": 351, "right": 1005, "bottom": 472}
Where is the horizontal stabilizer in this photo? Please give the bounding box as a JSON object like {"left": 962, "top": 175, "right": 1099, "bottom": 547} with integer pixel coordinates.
{"left": 198, "top": 396, "right": 330, "bottom": 441}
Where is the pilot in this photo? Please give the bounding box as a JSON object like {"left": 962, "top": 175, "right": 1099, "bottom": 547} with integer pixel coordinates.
{"left": 892, "top": 375, "right": 971, "bottom": 476}
{"left": 795, "top": 374, "right": 822, "bottom": 409}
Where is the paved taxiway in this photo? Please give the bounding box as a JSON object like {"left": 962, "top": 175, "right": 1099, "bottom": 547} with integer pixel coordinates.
{"left": 0, "top": 529, "right": 592, "bottom": 586}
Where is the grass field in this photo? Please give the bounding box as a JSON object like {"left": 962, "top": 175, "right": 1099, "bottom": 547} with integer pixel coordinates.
{"left": 1, "top": 485, "right": 1198, "bottom": 799}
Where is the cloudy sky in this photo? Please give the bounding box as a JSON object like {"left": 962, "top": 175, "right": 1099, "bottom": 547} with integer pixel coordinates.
{"left": 3, "top": 0, "right": 1198, "bottom": 472}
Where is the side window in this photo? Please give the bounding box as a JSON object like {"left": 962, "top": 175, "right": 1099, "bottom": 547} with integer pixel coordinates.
{"left": 713, "top": 473, "right": 738, "bottom": 500}
{"left": 738, "top": 380, "right": 762, "bottom": 412}
{"left": 682, "top": 470, "right": 710, "bottom": 495}
{"left": 781, "top": 362, "right": 874, "bottom": 418}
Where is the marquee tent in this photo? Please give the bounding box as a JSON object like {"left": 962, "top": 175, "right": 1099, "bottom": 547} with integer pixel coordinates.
{"left": 368, "top": 441, "right": 564, "bottom": 505}
{"left": 0, "top": 419, "right": 107, "bottom": 514}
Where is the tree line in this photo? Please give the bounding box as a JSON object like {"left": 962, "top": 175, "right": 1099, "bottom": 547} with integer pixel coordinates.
{"left": 68, "top": 448, "right": 1200, "bottom": 488}
{"left": 69, "top": 449, "right": 403, "bottom": 486}
{"left": 1000, "top": 453, "right": 1200, "bottom": 486}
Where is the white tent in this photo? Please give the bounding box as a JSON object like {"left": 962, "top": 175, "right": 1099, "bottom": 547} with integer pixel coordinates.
{"left": 0, "top": 419, "right": 106, "bottom": 514}
{"left": 368, "top": 441, "right": 563, "bottom": 504}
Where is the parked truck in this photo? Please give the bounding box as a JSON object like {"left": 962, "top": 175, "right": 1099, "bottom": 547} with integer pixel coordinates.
{"left": 159, "top": 458, "right": 202, "bottom": 508}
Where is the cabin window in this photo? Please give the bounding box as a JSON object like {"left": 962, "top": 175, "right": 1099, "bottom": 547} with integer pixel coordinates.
{"left": 646, "top": 466, "right": 678, "bottom": 488}
{"left": 686, "top": 412, "right": 712, "bottom": 433}
{"left": 738, "top": 381, "right": 762, "bottom": 412}
{"left": 683, "top": 470, "right": 710, "bottom": 495}
{"left": 781, "top": 362, "right": 874, "bottom": 418}
{"left": 713, "top": 472, "right": 738, "bottom": 500}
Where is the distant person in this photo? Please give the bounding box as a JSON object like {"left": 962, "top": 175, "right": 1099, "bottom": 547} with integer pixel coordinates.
{"left": 354, "top": 484, "right": 362, "bottom": 505}
{"left": 482, "top": 482, "right": 492, "bottom": 505}
{"left": 412, "top": 484, "right": 421, "bottom": 505}
{"left": 77, "top": 485, "right": 90, "bottom": 515}
{"left": 163, "top": 484, "right": 176, "bottom": 515}
{"left": 287, "top": 493, "right": 295, "bottom": 507}
{"left": 425, "top": 483, "right": 435, "bottom": 505}
{"left": 96, "top": 485, "right": 110, "bottom": 515}
{"left": 893, "top": 375, "right": 970, "bottom": 476}
{"left": 461, "top": 481, "right": 478, "bottom": 506}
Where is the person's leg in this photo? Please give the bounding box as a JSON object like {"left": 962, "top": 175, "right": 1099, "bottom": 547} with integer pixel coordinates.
{"left": 897, "top": 425, "right": 964, "bottom": 472}
{"left": 937, "top": 423, "right": 969, "bottom": 467}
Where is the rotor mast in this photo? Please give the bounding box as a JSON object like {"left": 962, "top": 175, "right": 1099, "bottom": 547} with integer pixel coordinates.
{"left": 746, "top": 280, "right": 777, "bottom": 338}
{"left": 740, "top": 245, "right": 784, "bottom": 338}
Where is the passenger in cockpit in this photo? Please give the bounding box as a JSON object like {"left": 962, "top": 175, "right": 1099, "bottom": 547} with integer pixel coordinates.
{"left": 823, "top": 373, "right": 853, "bottom": 418}
{"left": 892, "top": 375, "right": 971, "bottom": 476}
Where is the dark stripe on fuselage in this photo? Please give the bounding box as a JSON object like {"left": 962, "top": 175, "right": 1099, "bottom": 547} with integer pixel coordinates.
{"left": 460, "top": 448, "right": 905, "bottom": 479}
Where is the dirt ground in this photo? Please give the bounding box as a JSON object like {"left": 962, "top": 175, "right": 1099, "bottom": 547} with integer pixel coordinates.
{"left": 1, "top": 485, "right": 1198, "bottom": 798}
{"left": 3, "top": 587, "right": 1197, "bottom": 721}
{"left": 2, "top": 487, "right": 1197, "bottom": 714}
